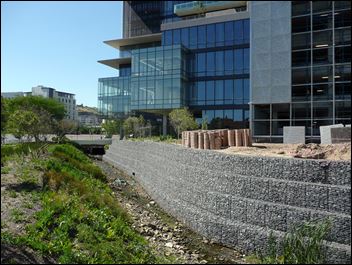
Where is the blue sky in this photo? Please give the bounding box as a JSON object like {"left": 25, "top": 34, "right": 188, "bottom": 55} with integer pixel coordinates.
{"left": 1, "top": 1, "right": 123, "bottom": 107}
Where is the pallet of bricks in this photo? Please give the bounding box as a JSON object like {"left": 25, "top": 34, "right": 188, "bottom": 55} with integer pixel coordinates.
{"left": 181, "top": 129, "right": 252, "bottom": 149}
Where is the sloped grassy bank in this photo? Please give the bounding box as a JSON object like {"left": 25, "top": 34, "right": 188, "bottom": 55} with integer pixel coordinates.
{"left": 1, "top": 143, "right": 162, "bottom": 264}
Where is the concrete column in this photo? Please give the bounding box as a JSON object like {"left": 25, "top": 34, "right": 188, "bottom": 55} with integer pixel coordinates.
{"left": 162, "top": 114, "right": 167, "bottom": 136}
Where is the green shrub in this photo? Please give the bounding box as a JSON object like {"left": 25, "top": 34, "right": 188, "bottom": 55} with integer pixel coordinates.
{"left": 259, "top": 219, "right": 332, "bottom": 264}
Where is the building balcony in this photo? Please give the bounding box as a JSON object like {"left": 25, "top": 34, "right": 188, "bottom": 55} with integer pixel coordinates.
{"left": 174, "top": 1, "right": 247, "bottom": 17}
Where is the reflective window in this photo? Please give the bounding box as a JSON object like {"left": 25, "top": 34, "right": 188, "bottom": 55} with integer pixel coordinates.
{"left": 312, "top": 1, "right": 332, "bottom": 13}
{"left": 292, "top": 103, "right": 311, "bottom": 119}
{"left": 313, "top": 101, "right": 333, "bottom": 119}
{"left": 335, "top": 82, "right": 351, "bottom": 100}
{"left": 164, "top": 30, "right": 172, "bottom": 45}
{"left": 292, "top": 16, "right": 311, "bottom": 33}
{"left": 234, "top": 20, "right": 244, "bottom": 44}
{"left": 243, "top": 48, "right": 249, "bottom": 74}
{"left": 313, "top": 66, "right": 333, "bottom": 83}
{"left": 224, "top": 21, "right": 234, "bottom": 45}
{"left": 215, "top": 23, "right": 224, "bottom": 47}
{"left": 234, "top": 79, "right": 243, "bottom": 101}
{"left": 215, "top": 51, "right": 224, "bottom": 76}
{"left": 313, "top": 48, "right": 333, "bottom": 65}
{"left": 254, "top": 105, "right": 270, "bottom": 119}
{"left": 224, "top": 50, "right": 234, "bottom": 75}
{"left": 234, "top": 109, "right": 243, "bottom": 121}
{"left": 292, "top": 68, "right": 311, "bottom": 84}
{"left": 335, "top": 28, "right": 351, "bottom": 45}
{"left": 215, "top": 80, "right": 224, "bottom": 105}
{"left": 336, "top": 101, "right": 351, "bottom": 118}
{"left": 224, "top": 109, "right": 233, "bottom": 120}
{"left": 313, "top": 30, "right": 332, "bottom": 48}
{"left": 206, "top": 81, "right": 214, "bottom": 105}
{"left": 272, "top": 104, "right": 290, "bottom": 119}
{"left": 334, "top": 1, "right": 351, "bottom": 10}
{"left": 292, "top": 1, "right": 310, "bottom": 16}
{"left": 335, "top": 64, "right": 351, "bottom": 81}
{"left": 272, "top": 121, "right": 290, "bottom": 135}
{"left": 292, "top": 85, "right": 311, "bottom": 101}
{"left": 173, "top": 29, "right": 180, "bottom": 44}
{"left": 335, "top": 46, "right": 351, "bottom": 64}
{"left": 243, "top": 19, "right": 250, "bottom": 44}
{"left": 253, "top": 121, "right": 270, "bottom": 135}
{"left": 189, "top": 26, "right": 197, "bottom": 48}
{"left": 313, "top": 13, "right": 332, "bottom": 31}
{"left": 292, "top": 33, "right": 311, "bottom": 50}
{"left": 224, "top": 80, "right": 234, "bottom": 104}
{"left": 234, "top": 49, "right": 243, "bottom": 75}
{"left": 206, "top": 24, "right": 215, "bottom": 47}
{"left": 313, "top": 83, "right": 333, "bottom": 101}
{"left": 206, "top": 51, "right": 215, "bottom": 76}
{"left": 335, "top": 10, "right": 351, "bottom": 28}
{"left": 197, "top": 81, "right": 206, "bottom": 104}
{"left": 243, "top": 79, "right": 249, "bottom": 103}
{"left": 198, "top": 25, "right": 206, "bottom": 48}
{"left": 292, "top": 50, "right": 311, "bottom": 67}
{"left": 181, "top": 28, "right": 189, "bottom": 47}
{"left": 196, "top": 53, "right": 206, "bottom": 76}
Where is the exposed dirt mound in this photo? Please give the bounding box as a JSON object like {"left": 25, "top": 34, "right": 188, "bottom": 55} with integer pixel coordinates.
{"left": 219, "top": 143, "right": 351, "bottom": 161}
{"left": 289, "top": 143, "right": 351, "bottom": 160}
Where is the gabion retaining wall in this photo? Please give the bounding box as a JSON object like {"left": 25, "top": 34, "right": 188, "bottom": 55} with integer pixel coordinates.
{"left": 104, "top": 140, "right": 351, "bottom": 264}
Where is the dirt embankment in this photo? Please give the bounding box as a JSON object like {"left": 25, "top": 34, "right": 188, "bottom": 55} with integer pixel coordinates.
{"left": 218, "top": 143, "right": 351, "bottom": 161}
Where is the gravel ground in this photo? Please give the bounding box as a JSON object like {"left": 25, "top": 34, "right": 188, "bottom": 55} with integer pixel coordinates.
{"left": 95, "top": 159, "right": 248, "bottom": 264}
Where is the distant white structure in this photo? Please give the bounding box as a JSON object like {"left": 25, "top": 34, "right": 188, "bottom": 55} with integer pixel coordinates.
{"left": 2, "top": 86, "right": 77, "bottom": 121}
{"left": 31, "top": 85, "right": 77, "bottom": 121}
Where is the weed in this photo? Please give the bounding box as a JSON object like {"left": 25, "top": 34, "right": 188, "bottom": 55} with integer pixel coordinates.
{"left": 1, "top": 166, "right": 10, "bottom": 174}
{"left": 8, "top": 190, "right": 18, "bottom": 198}
{"left": 259, "top": 219, "right": 332, "bottom": 264}
{"left": 10, "top": 209, "right": 26, "bottom": 223}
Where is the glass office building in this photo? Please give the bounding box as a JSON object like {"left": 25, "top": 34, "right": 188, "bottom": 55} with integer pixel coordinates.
{"left": 99, "top": 1, "right": 351, "bottom": 142}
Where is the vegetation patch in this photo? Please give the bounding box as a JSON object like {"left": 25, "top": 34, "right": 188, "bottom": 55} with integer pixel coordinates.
{"left": 2, "top": 143, "right": 162, "bottom": 264}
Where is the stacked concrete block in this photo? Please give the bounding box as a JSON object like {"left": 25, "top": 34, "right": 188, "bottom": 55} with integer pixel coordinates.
{"left": 228, "top": 130, "right": 235, "bottom": 147}
{"left": 182, "top": 129, "right": 252, "bottom": 149}
{"left": 330, "top": 127, "right": 351, "bottom": 144}
{"left": 190, "top": 131, "right": 198, "bottom": 149}
{"left": 204, "top": 133, "right": 210, "bottom": 149}
{"left": 235, "top": 130, "right": 243, "bottom": 147}
{"left": 320, "top": 124, "right": 344, "bottom": 144}
{"left": 283, "top": 126, "right": 305, "bottom": 144}
{"left": 198, "top": 132, "right": 204, "bottom": 149}
{"left": 104, "top": 140, "right": 351, "bottom": 264}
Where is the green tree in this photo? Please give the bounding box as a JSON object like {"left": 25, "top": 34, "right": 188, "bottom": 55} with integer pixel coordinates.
{"left": 7, "top": 96, "right": 66, "bottom": 120}
{"left": 5, "top": 96, "right": 66, "bottom": 142}
{"left": 169, "top": 108, "right": 198, "bottom": 139}
{"left": 1, "top": 97, "right": 8, "bottom": 138}
{"left": 102, "top": 119, "right": 123, "bottom": 138}
{"left": 123, "top": 116, "right": 146, "bottom": 137}
{"left": 6, "top": 109, "right": 53, "bottom": 142}
{"left": 55, "top": 119, "right": 78, "bottom": 143}
{"left": 201, "top": 117, "right": 208, "bottom": 130}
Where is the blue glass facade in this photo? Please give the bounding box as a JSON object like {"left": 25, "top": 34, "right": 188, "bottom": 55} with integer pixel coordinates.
{"left": 99, "top": 1, "right": 250, "bottom": 129}
{"left": 161, "top": 19, "right": 250, "bottom": 128}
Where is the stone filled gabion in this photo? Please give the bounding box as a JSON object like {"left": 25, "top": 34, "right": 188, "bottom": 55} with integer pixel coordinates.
{"left": 104, "top": 140, "right": 351, "bottom": 264}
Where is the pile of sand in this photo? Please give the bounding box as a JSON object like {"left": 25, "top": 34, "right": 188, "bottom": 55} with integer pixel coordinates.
{"left": 218, "top": 143, "right": 351, "bottom": 161}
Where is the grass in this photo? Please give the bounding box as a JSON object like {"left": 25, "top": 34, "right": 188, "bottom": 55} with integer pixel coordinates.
{"left": 10, "top": 209, "right": 26, "bottom": 223}
{"left": 129, "top": 135, "right": 180, "bottom": 144}
{"left": 1, "top": 143, "right": 163, "bottom": 264}
{"left": 257, "top": 219, "right": 332, "bottom": 264}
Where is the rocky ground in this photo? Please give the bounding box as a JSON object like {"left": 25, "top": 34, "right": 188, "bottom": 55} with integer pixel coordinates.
{"left": 95, "top": 159, "right": 249, "bottom": 264}
{"left": 1, "top": 157, "right": 57, "bottom": 264}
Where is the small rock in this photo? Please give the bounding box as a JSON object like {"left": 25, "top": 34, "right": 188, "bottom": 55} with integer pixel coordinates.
{"left": 150, "top": 201, "right": 155, "bottom": 205}
{"left": 165, "top": 242, "right": 173, "bottom": 248}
